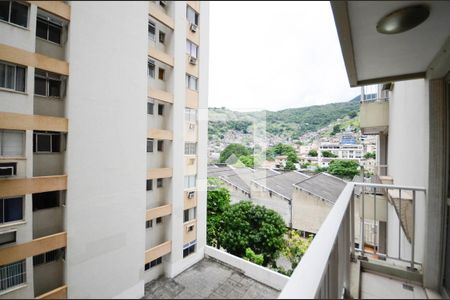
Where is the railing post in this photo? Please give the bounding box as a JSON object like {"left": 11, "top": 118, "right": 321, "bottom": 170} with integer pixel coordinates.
{"left": 398, "top": 189, "right": 402, "bottom": 260}
{"left": 360, "top": 184, "right": 366, "bottom": 260}
{"left": 350, "top": 188, "right": 356, "bottom": 262}
{"left": 408, "top": 190, "right": 416, "bottom": 272}
{"left": 373, "top": 186, "right": 377, "bottom": 254}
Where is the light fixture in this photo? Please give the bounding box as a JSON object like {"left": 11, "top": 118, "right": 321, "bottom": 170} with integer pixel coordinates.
{"left": 376, "top": 5, "right": 430, "bottom": 34}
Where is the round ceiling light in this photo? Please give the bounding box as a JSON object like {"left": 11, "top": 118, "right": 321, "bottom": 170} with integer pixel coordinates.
{"left": 376, "top": 5, "right": 430, "bottom": 34}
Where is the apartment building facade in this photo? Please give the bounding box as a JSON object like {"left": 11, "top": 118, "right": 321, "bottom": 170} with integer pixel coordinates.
{"left": 0, "top": 1, "right": 209, "bottom": 299}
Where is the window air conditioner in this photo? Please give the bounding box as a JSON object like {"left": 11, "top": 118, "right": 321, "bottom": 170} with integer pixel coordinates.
{"left": 190, "top": 23, "right": 198, "bottom": 33}
{"left": 188, "top": 191, "right": 195, "bottom": 199}
{"left": 189, "top": 56, "right": 197, "bottom": 65}
{"left": 0, "top": 166, "right": 15, "bottom": 177}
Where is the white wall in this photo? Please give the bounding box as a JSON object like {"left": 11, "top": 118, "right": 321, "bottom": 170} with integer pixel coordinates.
{"left": 65, "top": 2, "right": 148, "bottom": 298}
{"left": 386, "top": 79, "right": 429, "bottom": 264}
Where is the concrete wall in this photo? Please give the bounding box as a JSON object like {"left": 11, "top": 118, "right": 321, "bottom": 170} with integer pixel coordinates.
{"left": 386, "top": 79, "right": 429, "bottom": 264}
{"left": 292, "top": 189, "right": 333, "bottom": 234}
{"left": 33, "top": 260, "right": 64, "bottom": 296}
{"left": 34, "top": 96, "right": 65, "bottom": 118}
{"left": 33, "top": 206, "right": 64, "bottom": 239}
{"left": 65, "top": 2, "right": 148, "bottom": 298}
{"left": 33, "top": 152, "right": 65, "bottom": 176}
{"left": 251, "top": 184, "right": 291, "bottom": 226}
{"left": 148, "top": 16, "right": 173, "bottom": 55}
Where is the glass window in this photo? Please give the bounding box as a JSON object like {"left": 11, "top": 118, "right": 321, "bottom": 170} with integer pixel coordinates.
{"left": 33, "top": 132, "right": 61, "bottom": 153}
{"left": 32, "top": 191, "right": 59, "bottom": 211}
{"left": 36, "top": 17, "right": 48, "bottom": 39}
{"left": 186, "top": 6, "right": 198, "bottom": 25}
{"left": 0, "top": 63, "right": 5, "bottom": 87}
{"left": 186, "top": 40, "right": 198, "bottom": 58}
{"left": 48, "top": 79, "right": 61, "bottom": 97}
{"left": 148, "top": 60, "right": 155, "bottom": 78}
{"left": 185, "top": 143, "right": 196, "bottom": 155}
{"left": 184, "top": 209, "right": 189, "bottom": 222}
{"left": 158, "top": 68, "right": 165, "bottom": 80}
{"left": 159, "top": 31, "right": 165, "bottom": 44}
{"left": 146, "top": 179, "right": 153, "bottom": 191}
{"left": 48, "top": 23, "right": 61, "bottom": 44}
{"left": 158, "top": 104, "right": 164, "bottom": 116}
{"left": 148, "top": 21, "right": 155, "bottom": 40}
{"left": 147, "top": 139, "right": 154, "bottom": 153}
{"left": 184, "top": 175, "right": 196, "bottom": 189}
{"left": 37, "top": 134, "right": 50, "bottom": 152}
{"left": 1, "top": 130, "right": 24, "bottom": 156}
{"left": 157, "top": 140, "right": 163, "bottom": 152}
{"left": 0, "top": 260, "right": 26, "bottom": 291}
{"left": 34, "top": 69, "right": 63, "bottom": 98}
{"left": 2, "top": 197, "right": 23, "bottom": 223}
{"left": 0, "top": 1, "right": 9, "bottom": 22}
{"left": 0, "top": 231, "right": 16, "bottom": 246}
{"left": 10, "top": 1, "right": 28, "bottom": 27}
{"left": 147, "top": 102, "right": 154, "bottom": 115}
{"left": 36, "top": 16, "right": 62, "bottom": 44}
{"left": 6, "top": 65, "right": 14, "bottom": 89}
{"left": 146, "top": 220, "right": 152, "bottom": 228}
{"left": 15, "top": 66, "right": 25, "bottom": 92}
{"left": 156, "top": 217, "right": 162, "bottom": 224}
{"left": 157, "top": 178, "right": 163, "bottom": 188}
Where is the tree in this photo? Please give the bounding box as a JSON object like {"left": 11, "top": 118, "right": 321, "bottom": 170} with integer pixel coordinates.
{"left": 219, "top": 144, "right": 250, "bottom": 164}
{"left": 327, "top": 160, "right": 360, "bottom": 178}
{"left": 284, "top": 160, "right": 296, "bottom": 171}
{"left": 218, "top": 201, "right": 287, "bottom": 266}
{"left": 239, "top": 155, "right": 255, "bottom": 168}
{"left": 348, "top": 111, "right": 357, "bottom": 118}
{"left": 244, "top": 248, "right": 264, "bottom": 266}
{"left": 282, "top": 231, "right": 313, "bottom": 273}
{"left": 308, "top": 149, "right": 318, "bottom": 157}
{"left": 321, "top": 150, "right": 338, "bottom": 158}
{"left": 287, "top": 151, "right": 299, "bottom": 163}
{"left": 364, "top": 152, "right": 376, "bottom": 159}
{"left": 207, "top": 185, "right": 231, "bottom": 247}
{"left": 331, "top": 124, "right": 341, "bottom": 135}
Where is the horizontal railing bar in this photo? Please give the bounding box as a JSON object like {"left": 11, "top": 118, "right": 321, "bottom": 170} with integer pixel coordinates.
{"left": 353, "top": 182, "right": 426, "bottom": 192}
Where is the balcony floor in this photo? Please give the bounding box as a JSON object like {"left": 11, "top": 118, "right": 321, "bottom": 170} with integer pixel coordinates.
{"left": 143, "top": 258, "right": 279, "bottom": 299}
{"left": 361, "top": 271, "right": 427, "bottom": 299}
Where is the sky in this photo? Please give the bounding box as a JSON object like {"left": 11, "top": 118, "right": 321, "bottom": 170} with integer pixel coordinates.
{"left": 208, "top": 1, "right": 360, "bottom": 112}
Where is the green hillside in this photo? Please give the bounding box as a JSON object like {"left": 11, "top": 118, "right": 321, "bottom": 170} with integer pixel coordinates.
{"left": 209, "top": 95, "right": 360, "bottom": 141}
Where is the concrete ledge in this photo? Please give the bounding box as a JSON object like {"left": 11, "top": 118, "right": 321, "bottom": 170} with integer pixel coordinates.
{"left": 204, "top": 246, "right": 288, "bottom": 291}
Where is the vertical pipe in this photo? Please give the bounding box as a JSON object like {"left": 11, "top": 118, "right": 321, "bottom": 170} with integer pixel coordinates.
{"left": 373, "top": 187, "right": 377, "bottom": 253}
{"left": 398, "top": 189, "right": 402, "bottom": 260}
{"left": 410, "top": 190, "right": 416, "bottom": 270}
{"left": 350, "top": 189, "right": 355, "bottom": 261}
{"left": 361, "top": 185, "right": 365, "bottom": 258}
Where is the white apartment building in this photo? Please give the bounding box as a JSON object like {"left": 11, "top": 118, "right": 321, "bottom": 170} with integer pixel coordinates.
{"left": 0, "top": 1, "right": 209, "bottom": 299}
{"left": 317, "top": 142, "right": 363, "bottom": 167}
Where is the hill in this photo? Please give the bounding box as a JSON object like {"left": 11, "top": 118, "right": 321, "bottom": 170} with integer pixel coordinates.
{"left": 208, "top": 95, "right": 360, "bottom": 143}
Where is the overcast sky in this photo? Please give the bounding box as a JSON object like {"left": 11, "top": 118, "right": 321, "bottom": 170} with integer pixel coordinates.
{"left": 208, "top": 1, "right": 360, "bottom": 112}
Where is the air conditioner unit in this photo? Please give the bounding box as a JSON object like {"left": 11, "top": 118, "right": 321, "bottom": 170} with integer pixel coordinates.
{"left": 160, "top": 1, "right": 167, "bottom": 7}
{"left": 186, "top": 225, "right": 194, "bottom": 232}
{"left": 189, "top": 56, "right": 197, "bottom": 65}
{"left": 190, "top": 23, "right": 198, "bottom": 33}
{"left": 188, "top": 191, "right": 195, "bottom": 199}
{"left": 0, "top": 166, "right": 15, "bottom": 177}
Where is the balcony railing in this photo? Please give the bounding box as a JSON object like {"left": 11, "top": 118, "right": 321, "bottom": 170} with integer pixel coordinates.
{"left": 279, "top": 182, "right": 426, "bottom": 299}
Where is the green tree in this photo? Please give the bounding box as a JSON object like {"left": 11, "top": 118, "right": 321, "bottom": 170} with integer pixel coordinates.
{"left": 287, "top": 151, "right": 299, "bottom": 163}
{"left": 284, "top": 160, "right": 296, "bottom": 171}
{"left": 239, "top": 155, "right": 255, "bottom": 168}
{"left": 327, "top": 160, "right": 360, "bottom": 178}
{"left": 364, "top": 152, "right": 376, "bottom": 159}
{"left": 308, "top": 149, "right": 318, "bottom": 157}
{"left": 207, "top": 186, "right": 231, "bottom": 247}
{"left": 218, "top": 201, "right": 287, "bottom": 266}
{"left": 283, "top": 230, "right": 313, "bottom": 272}
{"left": 321, "top": 150, "right": 338, "bottom": 158}
{"left": 348, "top": 111, "right": 357, "bottom": 118}
{"left": 219, "top": 144, "right": 250, "bottom": 164}
{"left": 331, "top": 124, "right": 341, "bottom": 135}
{"left": 244, "top": 248, "right": 264, "bottom": 266}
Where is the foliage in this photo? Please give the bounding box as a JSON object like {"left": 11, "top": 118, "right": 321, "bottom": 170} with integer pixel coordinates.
{"left": 244, "top": 248, "right": 264, "bottom": 266}
{"left": 321, "top": 150, "right": 338, "bottom": 158}
{"left": 206, "top": 186, "right": 231, "bottom": 247}
{"left": 266, "top": 143, "right": 298, "bottom": 167}
{"left": 219, "top": 143, "right": 251, "bottom": 164}
{"left": 331, "top": 124, "right": 341, "bottom": 136}
{"left": 315, "top": 166, "right": 328, "bottom": 173}
{"left": 300, "top": 162, "right": 310, "bottom": 169}
{"left": 327, "top": 160, "right": 360, "bottom": 178}
{"left": 284, "top": 160, "right": 296, "bottom": 171}
{"left": 308, "top": 149, "right": 318, "bottom": 157}
{"left": 218, "top": 201, "right": 287, "bottom": 266}
{"left": 282, "top": 231, "right": 313, "bottom": 271}
{"left": 364, "top": 152, "right": 376, "bottom": 159}
{"left": 239, "top": 155, "right": 255, "bottom": 168}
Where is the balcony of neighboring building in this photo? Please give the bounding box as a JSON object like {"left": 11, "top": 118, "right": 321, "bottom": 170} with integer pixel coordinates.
{"left": 32, "top": 191, "right": 65, "bottom": 239}
{"left": 186, "top": 2, "right": 200, "bottom": 45}
{"left": 35, "top": 8, "right": 69, "bottom": 62}
{"left": 147, "top": 99, "right": 172, "bottom": 131}
{"left": 146, "top": 137, "right": 171, "bottom": 170}
{"left": 33, "top": 131, "right": 66, "bottom": 177}
{"left": 185, "top": 108, "right": 198, "bottom": 142}
{"left": 359, "top": 85, "right": 390, "bottom": 135}
{"left": 149, "top": 1, "right": 174, "bottom": 30}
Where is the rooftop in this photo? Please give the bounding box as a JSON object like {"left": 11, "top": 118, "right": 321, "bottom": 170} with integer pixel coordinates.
{"left": 252, "top": 171, "right": 310, "bottom": 200}
{"left": 143, "top": 258, "right": 279, "bottom": 299}
{"left": 294, "top": 172, "right": 347, "bottom": 204}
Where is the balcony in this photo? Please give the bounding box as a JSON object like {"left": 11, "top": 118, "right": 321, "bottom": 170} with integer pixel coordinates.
{"left": 359, "top": 85, "right": 389, "bottom": 135}
{"left": 279, "top": 182, "right": 430, "bottom": 299}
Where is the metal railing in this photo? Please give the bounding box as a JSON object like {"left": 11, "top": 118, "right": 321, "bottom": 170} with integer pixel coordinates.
{"left": 279, "top": 182, "right": 426, "bottom": 299}
{"left": 0, "top": 260, "right": 26, "bottom": 292}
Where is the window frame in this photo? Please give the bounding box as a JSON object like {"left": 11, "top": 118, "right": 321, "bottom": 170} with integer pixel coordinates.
{"left": 0, "top": 230, "right": 16, "bottom": 247}
{"left": 148, "top": 59, "right": 155, "bottom": 78}
{"left": 0, "top": 260, "right": 26, "bottom": 292}
{"left": 156, "top": 217, "right": 162, "bottom": 224}
{"left": 147, "top": 138, "right": 154, "bottom": 153}
{"left": 186, "top": 40, "right": 198, "bottom": 58}
{"left": 0, "top": 129, "right": 25, "bottom": 157}
{"left": 157, "top": 140, "right": 163, "bottom": 152}
{"left": 147, "top": 101, "right": 154, "bottom": 115}
{"left": 184, "top": 143, "right": 197, "bottom": 155}
{"left": 157, "top": 178, "right": 163, "bottom": 188}
{"left": 0, "top": 1, "right": 29, "bottom": 29}
{"left": 0, "top": 61, "right": 26, "bottom": 93}
{"left": 159, "top": 31, "right": 165, "bottom": 44}
{"left": 185, "top": 74, "right": 198, "bottom": 91}
{"left": 148, "top": 20, "right": 156, "bottom": 41}
{"left": 157, "top": 103, "right": 164, "bottom": 116}
{"left": 34, "top": 69, "right": 63, "bottom": 98}
{"left": 158, "top": 67, "right": 165, "bottom": 81}
{"left": 36, "top": 15, "right": 63, "bottom": 45}
{"left": 186, "top": 5, "right": 199, "bottom": 26}
{"left": 0, "top": 196, "right": 24, "bottom": 225}
{"left": 146, "top": 179, "right": 153, "bottom": 191}
{"left": 33, "top": 131, "right": 61, "bottom": 153}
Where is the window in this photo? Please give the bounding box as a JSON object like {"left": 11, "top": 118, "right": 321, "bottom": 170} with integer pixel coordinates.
{"left": 184, "top": 208, "right": 196, "bottom": 222}
{"left": 147, "top": 139, "right": 154, "bottom": 153}
{"left": 184, "top": 143, "right": 196, "bottom": 155}
{"left": 33, "top": 132, "right": 61, "bottom": 153}
{"left": 158, "top": 104, "right": 164, "bottom": 116}
{"left": 185, "top": 108, "right": 197, "bottom": 123}
{"left": 0, "top": 197, "right": 23, "bottom": 224}
{"left": 184, "top": 209, "right": 189, "bottom": 222}
{"left": 32, "top": 191, "right": 59, "bottom": 211}
{"left": 159, "top": 31, "right": 165, "bottom": 44}
{"left": 187, "top": 225, "right": 194, "bottom": 232}
{"left": 146, "top": 220, "right": 152, "bottom": 228}
{"left": 34, "top": 69, "right": 63, "bottom": 98}
{"left": 144, "top": 257, "right": 162, "bottom": 271}
{"left": 33, "top": 248, "right": 64, "bottom": 267}
{"left": 157, "top": 140, "right": 163, "bottom": 152}
{"left": 147, "top": 102, "right": 154, "bottom": 115}
{"left": 186, "top": 40, "right": 198, "bottom": 58}
{"left": 148, "top": 20, "right": 155, "bottom": 40}
{"left": 0, "top": 162, "right": 16, "bottom": 177}
{"left": 148, "top": 60, "right": 155, "bottom": 78}
{"left": 146, "top": 179, "right": 153, "bottom": 191}
{"left": 0, "top": 1, "right": 28, "bottom": 28}
{"left": 157, "top": 178, "right": 163, "bottom": 188}
{"left": 0, "top": 61, "right": 26, "bottom": 92}
{"left": 36, "top": 15, "right": 62, "bottom": 44}
{"left": 186, "top": 6, "right": 199, "bottom": 25}
{"left": 185, "top": 74, "right": 198, "bottom": 91}
{"left": 0, "top": 260, "right": 26, "bottom": 291}
{"left": 0, "top": 231, "right": 16, "bottom": 246}
{"left": 183, "top": 241, "right": 196, "bottom": 258}
{"left": 184, "top": 175, "right": 196, "bottom": 189}
{"left": 159, "top": 1, "right": 167, "bottom": 8}
{"left": 0, "top": 130, "right": 24, "bottom": 157}
{"left": 156, "top": 217, "right": 162, "bottom": 224}
{"left": 158, "top": 68, "right": 165, "bottom": 81}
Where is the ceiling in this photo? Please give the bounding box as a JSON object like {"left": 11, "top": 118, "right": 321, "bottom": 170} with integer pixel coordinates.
{"left": 332, "top": 1, "right": 450, "bottom": 86}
